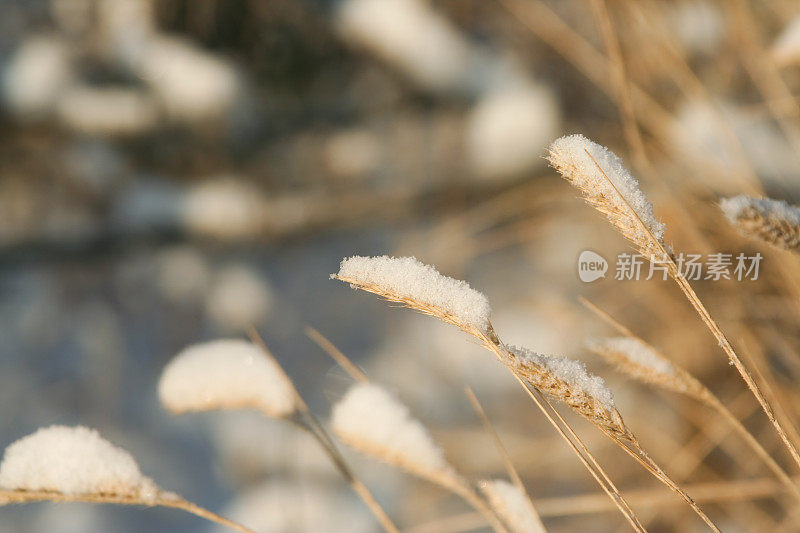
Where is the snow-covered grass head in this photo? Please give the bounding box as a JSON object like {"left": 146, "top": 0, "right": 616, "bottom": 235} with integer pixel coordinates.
{"left": 0, "top": 426, "right": 158, "bottom": 502}
{"left": 0, "top": 425, "right": 256, "bottom": 533}
{"left": 333, "top": 256, "right": 493, "bottom": 337}
{"left": 480, "top": 479, "right": 545, "bottom": 533}
{"left": 331, "top": 383, "right": 457, "bottom": 484}
{"left": 332, "top": 254, "right": 634, "bottom": 440}
{"left": 586, "top": 337, "right": 707, "bottom": 401}
{"left": 588, "top": 337, "right": 674, "bottom": 377}
{"left": 720, "top": 195, "right": 800, "bottom": 253}
{"left": 506, "top": 346, "right": 631, "bottom": 441}
{"left": 159, "top": 339, "right": 296, "bottom": 418}
{"left": 548, "top": 135, "right": 667, "bottom": 259}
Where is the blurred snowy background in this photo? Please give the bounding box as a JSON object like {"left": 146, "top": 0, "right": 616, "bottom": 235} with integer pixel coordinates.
{"left": 2, "top": 0, "right": 800, "bottom": 531}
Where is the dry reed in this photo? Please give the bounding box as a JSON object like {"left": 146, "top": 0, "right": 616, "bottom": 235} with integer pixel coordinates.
{"left": 548, "top": 134, "right": 800, "bottom": 480}
{"left": 159, "top": 330, "right": 399, "bottom": 533}
{"left": 586, "top": 333, "right": 800, "bottom": 506}
{"left": 334, "top": 258, "right": 723, "bottom": 532}
{"left": 310, "top": 329, "right": 509, "bottom": 533}
{"left": 310, "top": 327, "right": 547, "bottom": 533}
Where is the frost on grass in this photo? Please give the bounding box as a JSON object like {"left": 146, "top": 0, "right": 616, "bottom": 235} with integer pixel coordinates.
{"left": 773, "top": 15, "right": 800, "bottom": 66}
{"left": 720, "top": 195, "right": 800, "bottom": 251}
{"left": 334, "top": 255, "right": 491, "bottom": 333}
{"left": 481, "top": 480, "right": 543, "bottom": 533}
{"left": 587, "top": 337, "right": 675, "bottom": 377}
{"left": 159, "top": 339, "right": 296, "bottom": 418}
{"left": 720, "top": 195, "right": 800, "bottom": 226}
{"left": 547, "top": 134, "right": 666, "bottom": 256}
{"left": 0, "top": 426, "right": 157, "bottom": 501}
{"left": 331, "top": 383, "right": 452, "bottom": 477}
{"left": 507, "top": 345, "right": 615, "bottom": 412}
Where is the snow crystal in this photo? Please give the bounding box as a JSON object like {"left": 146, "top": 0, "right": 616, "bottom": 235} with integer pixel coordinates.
{"left": 0, "top": 426, "right": 157, "bottom": 500}
{"left": 508, "top": 345, "right": 615, "bottom": 411}
{"left": 158, "top": 339, "right": 295, "bottom": 417}
{"left": 481, "top": 479, "right": 543, "bottom": 533}
{"left": 548, "top": 134, "right": 665, "bottom": 245}
{"left": 587, "top": 337, "right": 674, "bottom": 376}
{"left": 331, "top": 383, "right": 450, "bottom": 474}
{"left": 335, "top": 255, "right": 491, "bottom": 333}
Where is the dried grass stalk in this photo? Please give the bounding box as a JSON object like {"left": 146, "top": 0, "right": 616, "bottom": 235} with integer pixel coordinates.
{"left": 335, "top": 266, "right": 629, "bottom": 441}
{"left": 330, "top": 379, "right": 508, "bottom": 532}
{"left": 465, "top": 388, "right": 547, "bottom": 532}
{"left": 0, "top": 488, "right": 255, "bottom": 533}
{"left": 547, "top": 134, "right": 666, "bottom": 259}
{"left": 0, "top": 425, "right": 253, "bottom": 533}
{"left": 586, "top": 337, "right": 708, "bottom": 402}
{"left": 481, "top": 479, "right": 547, "bottom": 533}
{"left": 549, "top": 134, "right": 800, "bottom": 477}
{"left": 333, "top": 276, "right": 500, "bottom": 342}
{"left": 503, "top": 345, "right": 632, "bottom": 442}
{"left": 587, "top": 334, "right": 800, "bottom": 505}
{"left": 334, "top": 256, "right": 723, "bottom": 531}
{"left": 331, "top": 383, "right": 459, "bottom": 486}
{"left": 159, "top": 333, "right": 399, "bottom": 533}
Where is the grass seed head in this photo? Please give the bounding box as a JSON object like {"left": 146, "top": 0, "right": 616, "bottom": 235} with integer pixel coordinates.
{"left": 586, "top": 337, "right": 708, "bottom": 401}
{"left": 505, "top": 345, "right": 632, "bottom": 441}
{"left": 331, "top": 383, "right": 457, "bottom": 483}
{"left": 548, "top": 134, "right": 667, "bottom": 259}
{"left": 480, "top": 479, "right": 544, "bottom": 533}
{"left": 333, "top": 255, "right": 492, "bottom": 336}
{"left": 0, "top": 426, "right": 159, "bottom": 502}
{"left": 720, "top": 195, "right": 800, "bottom": 252}
{"left": 159, "top": 339, "right": 297, "bottom": 418}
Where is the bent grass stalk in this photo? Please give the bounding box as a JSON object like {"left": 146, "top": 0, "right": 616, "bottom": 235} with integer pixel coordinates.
{"left": 332, "top": 263, "right": 722, "bottom": 531}
{"left": 464, "top": 387, "right": 543, "bottom": 529}
{"left": 333, "top": 255, "right": 721, "bottom": 530}
{"left": 309, "top": 325, "right": 643, "bottom": 531}
{"left": 509, "top": 375, "right": 646, "bottom": 533}
{"left": 0, "top": 489, "right": 255, "bottom": 533}
{"left": 550, "top": 136, "right": 800, "bottom": 476}
{"left": 410, "top": 473, "right": 800, "bottom": 530}
{"left": 0, "top": 425, "right": 255, "bottom": 533}
{"left": 244, "top": 328, "right": 399, "bottom": 533}
{"left": 519, "top": 371, "right": 719, "bottom": 533}
{"left": 158, "top": 329, "right": 398, "bottom": 533}
{"left": 306, "top": 327, "right": 509, "bottom": 533}
{"left": 585, "top": 333, "right": 800, "bottom": 505}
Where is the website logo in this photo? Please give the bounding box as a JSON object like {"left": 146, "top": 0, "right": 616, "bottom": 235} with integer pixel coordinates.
{"left": 578, "top": 250, "right": 608, "bottom": 283}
